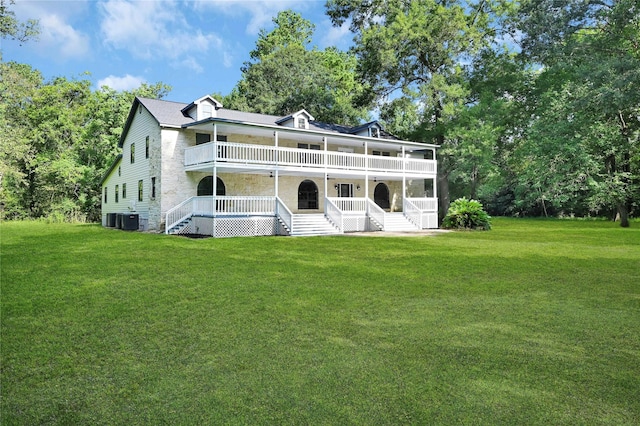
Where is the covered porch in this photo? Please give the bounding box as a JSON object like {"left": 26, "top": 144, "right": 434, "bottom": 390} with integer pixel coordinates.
{"left": 165, "top": 195, "right": 438, "bottom": 237}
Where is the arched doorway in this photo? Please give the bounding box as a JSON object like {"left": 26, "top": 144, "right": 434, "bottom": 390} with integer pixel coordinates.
{"left": 374, "top": 183, "right": 390, "bottom": 209}
{"left": 197, "top": 176, "right": 226, "bottom": 196}
{"left": 298, "top": 180, "right": 318, "bottom": 210}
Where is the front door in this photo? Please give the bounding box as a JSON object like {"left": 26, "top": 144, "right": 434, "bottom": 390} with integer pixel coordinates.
{"left": 298, "top": 180, "right": 318, "bottom": 209}
{"left": 374, "top": 183, "right": 390, "bottom": 209}
{"left": 338, "top": 183, "right": 353, "bottom": 198}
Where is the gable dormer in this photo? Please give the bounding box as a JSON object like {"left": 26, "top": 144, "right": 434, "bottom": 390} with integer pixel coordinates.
{"left": 181, "top": 95, "right": 223, "bottom": 121}
{"left": 350, "top": 121, "right": 383, "bottom": 138}
{"left": 276, "top": 109, "right": 314, "bottom": 130}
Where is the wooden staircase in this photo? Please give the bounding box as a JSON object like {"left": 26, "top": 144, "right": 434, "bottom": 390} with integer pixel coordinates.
{"left": 370, "top": 212, "right": 420, "bottom": 232}
{"left": 289, "top": 214, "right": 340, "bottom": 236}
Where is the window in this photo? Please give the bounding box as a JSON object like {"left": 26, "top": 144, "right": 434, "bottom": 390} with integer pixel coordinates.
{"left": 138, "top": 180, "right": 143, "bottom": 202}
{"left": 371, "top": 127, "right": 380, "bottom": 138}
{"left": 118, "top": 166, "right": 121, "bottom": 176}
{"left": 196, "top": 133, "right": 211, "bottom": 145}
{"left": 202, "top": 103, "right": 212, "bottom": 118}
{"left": 122, "top": 183, "right": 126, "bottom": 199}
{"left": 197, "top": 176, "right": 226, "bottom": 196}
{"left": 372, "top": 150, "right": 391, "bottom": 157}
{"left": 145, "top": 136, "right": 150, "bottom": 159}
{"left": 104, "top": 187, "right": 108, "bottom": 203}
{"left": 115, "top": 185, "right": 119, "bottom": 203}
{"left": 130, "top": 143, "right": 135, "bottom": 163}
{"left": 297, "top": 117, "right": 307, "bottom": 129}
{"left": 217, "top": 135, "right": 227, "bottom": 142}
{"left": 297, "top": 143, "right": 321, "bottom": 150}
{"left": 151, "top": 177, "right": 156, "bottom": 199}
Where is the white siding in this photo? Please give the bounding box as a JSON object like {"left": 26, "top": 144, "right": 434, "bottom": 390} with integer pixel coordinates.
{"left": 107, "top": 105, "right": 159, "bottom": 230}
{"left": 100, "top": 157, "right": 122, "bottom": 225}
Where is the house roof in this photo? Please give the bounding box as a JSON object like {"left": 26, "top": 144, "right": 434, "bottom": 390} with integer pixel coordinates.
{"left": 119, "top": 96, "right": 426, "bottom": 148}
{"left": 275, "top": 109, "right": 315, "bottom": 124}
{"left": 100, "top": 154, "right": 122, "bottom": 185}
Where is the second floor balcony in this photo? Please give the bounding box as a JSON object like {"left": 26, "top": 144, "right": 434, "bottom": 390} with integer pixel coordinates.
{"left": 184, "top": 141, "right": 437, "bottom": 176}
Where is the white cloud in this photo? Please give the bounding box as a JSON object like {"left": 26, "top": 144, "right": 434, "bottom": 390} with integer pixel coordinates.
{"left": 98, "top": 74, "right": 146, "bottom": 91}
{"left": 192, "top": 0, "right": 303, "bottom": 35}
{"left": 99, "top": 0, "right": 225, "bottom": 70}
{"left": 317, "top": 18, "right": 352, "bottom": 49}
{"left": 176, "top": 57, "right": 204, "bottom": 73}
{"left": 10, "top": 1, "right": 90, "bottom": 59}
{"left": 40, "top": 14, "right": 91, "bottom": 58}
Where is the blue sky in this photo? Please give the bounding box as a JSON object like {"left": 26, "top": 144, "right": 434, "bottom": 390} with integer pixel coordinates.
{"left": 3, "top": 0, "right": 353, "bottom": 103}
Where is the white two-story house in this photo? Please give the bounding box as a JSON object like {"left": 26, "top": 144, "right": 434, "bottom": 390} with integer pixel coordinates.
{"left": 101, "top": 95, "right": 438, "bottom": 237}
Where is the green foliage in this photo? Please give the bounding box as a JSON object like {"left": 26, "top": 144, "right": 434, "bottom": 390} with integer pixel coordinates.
{"left": 327, "top": 0, "right": 514, "bottom": 216}
{"left": 0, "top": 61, "right": 171, "bottom": 222}
{"left": 224, "top": 10, "right": 370, "bottom": 125}
{"left": 443, "top": 197, "right": 492, "bottom": 230}
{"left": 2, "top": 220, "right": 639, "bottom": 423}
{"left": 0, "top": 0, "right": 39, "bottom": 42}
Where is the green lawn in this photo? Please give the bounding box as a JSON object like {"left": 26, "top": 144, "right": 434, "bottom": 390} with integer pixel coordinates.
{"left": 1, "top": 218, "right": 639, "bottom": 424}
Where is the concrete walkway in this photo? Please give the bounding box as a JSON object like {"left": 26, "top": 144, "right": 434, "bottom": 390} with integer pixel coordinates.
{"left": 342, "top": 229, "right": 450, "bottom": 237}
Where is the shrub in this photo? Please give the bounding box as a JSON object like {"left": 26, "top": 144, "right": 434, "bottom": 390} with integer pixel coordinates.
{"left": 443, "top": 197, "right": 492, "bottom": 230}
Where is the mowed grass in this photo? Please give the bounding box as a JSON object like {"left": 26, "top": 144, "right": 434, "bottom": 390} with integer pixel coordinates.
{"left": 1, "top": 218, "right": 639, "bottom": 425}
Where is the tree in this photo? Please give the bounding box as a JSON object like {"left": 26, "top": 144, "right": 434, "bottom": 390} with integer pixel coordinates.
{"left": 223, "top": 10, "right": 370, "bottom": 126}
{"left": 326, "top": 0, "right": 515, "bottom": 217}
{"left": 0, "top": 0, "right": 39, "bottom": 42}
{"left": 0, "top": 61, "right": 171, "bottom": 221}
{"left": 0, "top": 62, "right": 43, "bottom": 218}
{"left": 514, "top": 0, "right": 640, "bottom": 225}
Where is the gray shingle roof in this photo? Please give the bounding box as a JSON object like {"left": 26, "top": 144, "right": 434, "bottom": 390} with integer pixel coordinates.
{"left": 128, "top": 96, "right": 399, "bottom": 141}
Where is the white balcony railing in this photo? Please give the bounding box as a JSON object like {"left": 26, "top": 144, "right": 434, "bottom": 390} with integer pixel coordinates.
{"left": 185, "top": 141, "right": 436, "bottom": 174}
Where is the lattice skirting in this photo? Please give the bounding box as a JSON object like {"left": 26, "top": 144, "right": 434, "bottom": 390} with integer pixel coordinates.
{"left": 343, "top": 215, "right": 368, "bottom": 233}
{"left": 421, "top": 213, "right": 438, "bottom": 229}
{"left": 191, "top": 216, "right": 280, "bottom": 237}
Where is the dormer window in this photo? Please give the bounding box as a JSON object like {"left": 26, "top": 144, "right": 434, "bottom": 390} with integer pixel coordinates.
{"left": 371, "top": 127, "right": 380, "bottom": 138}
{"left": 276, "top": 109, "right": 314, "bottom": 129}
{"left": 201, "top": 103, "right": 212, "bottom": 118}
{"left": 181, "top": 95, "right": 223, "bottom": 121}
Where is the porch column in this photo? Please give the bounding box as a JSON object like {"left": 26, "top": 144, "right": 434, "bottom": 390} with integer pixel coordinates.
{"left": 213, "top": 123, "right": 218, "bottom": 237}
{"left": 364, "top": 140, "right": 369, "bottom": 205}
{"left": 274, "top": 131, "right": 279, "bottom": 198}
{"left": 402, "top": 146, "right": 407, "bottom": 203}
{"left": 432, "top": 148, "right": 437, "bottom": 200}
{"left": 323, "top": 137, "right": 328, "bottom": 203}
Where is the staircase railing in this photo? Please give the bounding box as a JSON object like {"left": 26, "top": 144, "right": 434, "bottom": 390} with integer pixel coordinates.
{"left": 165, "top": 197, "right": 196, "bottom": 234}
{"left": 324, "top": 198, "right": 344, "bottom": 233}
{"left": 403, "top": 197, "right": 438, "bottom": 229}
{"left": 403, "top": 198, "right": 422, "bottom": 228}
{"left": 275, "top": 196, "right": 293, "bottom": 233}
{"left": 366, "top": 199, "right": 386, "bottom": 230}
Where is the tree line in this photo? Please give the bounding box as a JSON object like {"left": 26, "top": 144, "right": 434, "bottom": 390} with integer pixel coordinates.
{"left": 1, "top": 0, "right": 638, "bottom": 225}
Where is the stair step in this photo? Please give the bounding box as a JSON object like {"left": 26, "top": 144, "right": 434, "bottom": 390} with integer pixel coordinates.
{"left": 290, "top": 214, "right": 340, "bottom": 236}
